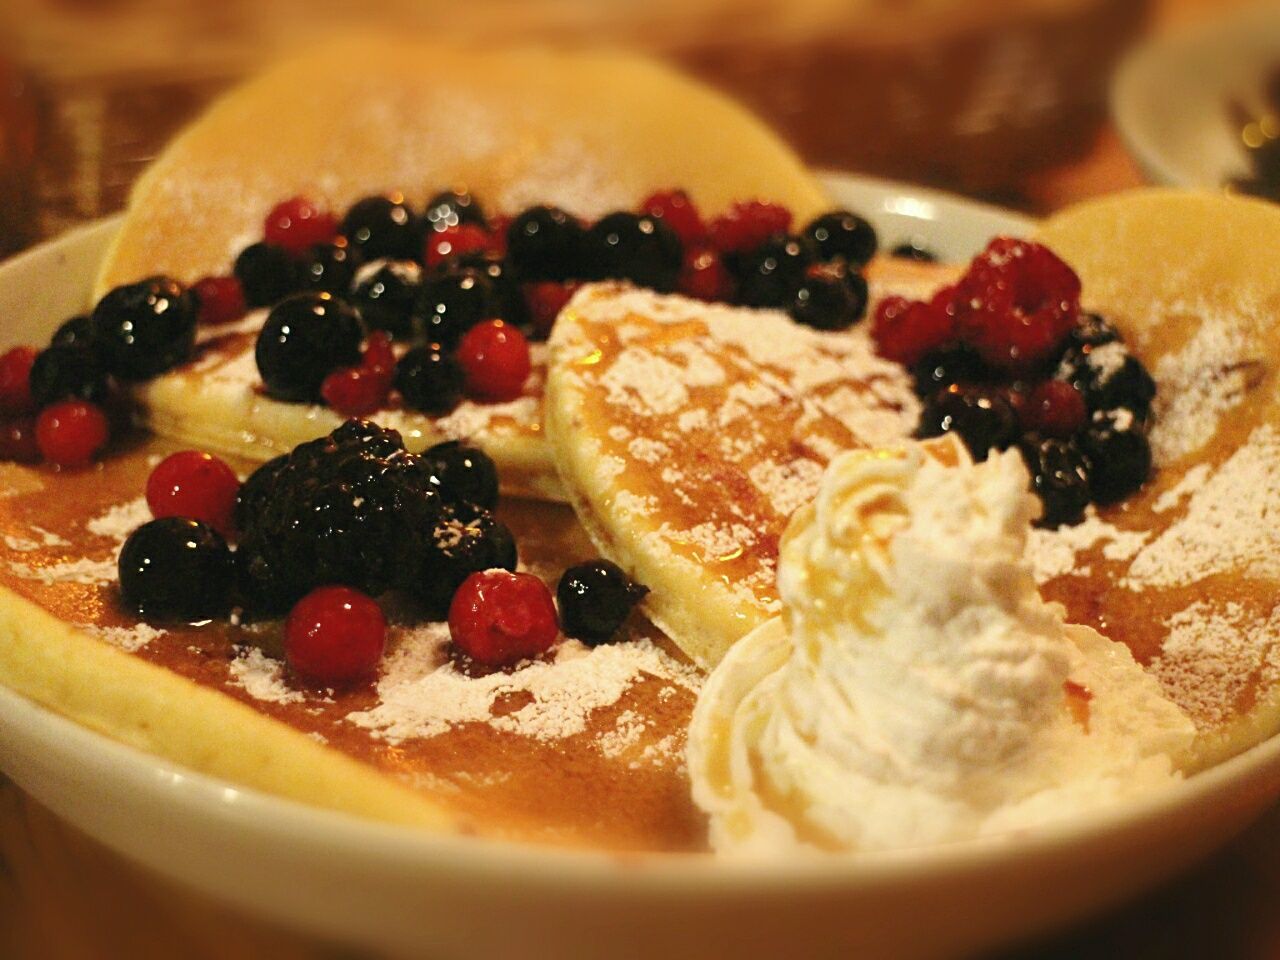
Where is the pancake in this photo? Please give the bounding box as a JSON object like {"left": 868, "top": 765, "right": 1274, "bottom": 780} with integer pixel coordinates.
{"left": 94, "top": 38, "right": 829, "bottom": 299}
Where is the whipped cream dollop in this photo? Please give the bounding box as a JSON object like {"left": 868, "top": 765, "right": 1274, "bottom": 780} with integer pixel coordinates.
{"left": 687, "top": 438, "right": 1195, "bottom": 855}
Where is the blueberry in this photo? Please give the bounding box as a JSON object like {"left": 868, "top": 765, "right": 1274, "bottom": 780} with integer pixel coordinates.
{"left": 401, "top": 506, "right": 518, "bottom": 619}
{"left": 735, "top": 234, "right": 818, "bottom": 308}
{"left": 29, "top": 344, "right": 110, "bottom": 408}
{"left": 297, "top": 240, "right": 362, "bottom": 294}
{"left": 803, "top": 211, "right": 877, "bottom": 267}
{"left": 91, "top": 276, "right": 197, "bottom": 381}
{"left": 418, "top": 268, "right": 501, "bottom": 347}
{"left": 505, "top": 206, "right": 585, "bottom": 281}
{"left": 419, "top": 440, "right": 499, "bottom": 509}
{"left": 585, "top": 212, "right": 683, "bottom": 292}
{"left": 450, "top": 254, "right": 528, "bottom": 328}
{"left": 340, "top": 195, "right": 421, "bottom": 261}
{"left": 1056, "top": 343, "right": 1155, "bottom": 416}
{"left": 1081, "top": 409, "right": 1151, "bottom": 505}
{"left": 395, "top": 345, "right": 464, "bottom": 415}
{"left": 1019, "top": 438, "right": 1092, "bottom": 528}
{"left": 915, "top": 388, "right": 1019, "bottom": 462}
{"left": 118, "top": 518, "right": 234, "bottom": 622}
{"left": 910, "top": 345, "right": 991, "bottom": 397}
{"left": 349, "top": 260, "right": 421, "bottom": 338}
{"left": 788, "top": 269, "right": 867, "bottom": 331}
{"left": 234, "top": 242, "right": 299, "bottom": 308}
{"left": 889, "top": 240, "right": 937, "bottom": 263}
{"left": 255, "top": 293, "right": 364, "bottom": 402}
{"left": 1067, "top": 313, "right": 1122, "bottom": 350}
{"left": 423, "top": 189, "right": 486, "bottom": 232}
{"left": 557, "top": 560, "right": 648, "bottom": 645}
{"left": 50, "top": 315, "right": 95, "bottom": 348}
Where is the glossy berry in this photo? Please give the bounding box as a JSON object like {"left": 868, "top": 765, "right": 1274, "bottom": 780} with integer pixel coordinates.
{"left": 451, "top": 254, "right": 527, "bottom": 327}
{"left": 910, "top": 345, "right": 990, "bottom": 397}
{"left": 420, "top": 441, "right": 499, "bottom": 510}
{"left": 523, "top": 281, "right": 580, "bottom": 339}
{"left": 118, "top": 518, "right": 234, "bottom": 622}
{"left": 1068, "top": 313, "right": 1121, "bottom": 350}
{"left": 424, "top": 224, "right": 492, "bottom": 269}
{"left": 395, "top": 344, "right": 465, "bottom": 415}
{"left": 1019, "top": 437, "right": 1092, "bottom": 528}
{"left": 340, "top": 195, "right": 420, "bottom": 261}
{"left": 349, "top": 260, "right": 420, "bottom": 338}
{"left": 92, "top": 276, "right": 198, "bottom": 380}
{"left": 505, "top": 206, "right": 585, "bottom": 282}
{"left": 28, "top": 344, "right": 109, "bottom": 408}
{"left": 255, "top": 293, "right": 364, "bottom": 402}
{"left": 360, "top": 331, "right": 397, "bottom": 379}
{"left": 1055, "top": 344, "right": 1156, "bottom": 416}
{"left": 418, "top": 268, "right": 501, "bottom": 347}
{"left": 264, "top": 196, "right": 338, "bottom": 255}
{"left": 788, "top": 268, "right": 866, "bottom": 331}
{"left": 191, "top": 276, "right": 246, "bottom": 327}
{"left": 0, "top": 418, "right": 39, "bottom": 463}
{"left": 1081, "top": 409, "right": 1152, "bottom": 505}
{"left": 297, "top": 241, "right": 361, "bottom": 295}
{"left": 448, "top": 570, "right": 559, "bottom": 667}
{"left": 1020, "top": 380, "right": 1087, "bottom": 438}
{"left": 678, "top": 247, "right": 734, "bottom": 302}
{"left": 890, "top": 240, "right": 937, "bottom": 263}
{"left": 50, "top": 315, "right": 95, "bottom": 348}
{"left": 870, "top": 295, "right": 955, "bottom": 367}
{"left": 586, "top": 212, "right": 683, "bottom": 292}
{"left": 708, "top": 200, "right": 792, "bottom": 255}
{"left": 641, "top": 190, "right": 706, "bottom": 247}
{"left": 804, "top": 211, "right": 878, "bottom": 266}
{"left": 35, "top": 400, "right": 109, "bottom": 466}
{"left": 321, "top": 365, "right": 392, "bottom": 417}
{"left": 735, "top": 234, "right": 817, "bottom": 308}
{"left": 915, "top": 387, "right": 1019, "bottom": 462}
{"left": 0, "top": 347, "right": 37, "bottom": 415}
{"left": 423, "top": 189, "right": 486, "bottom": 232}
{"left": 234, "top": 242, "right": 299, "bottom": 308}
{"left": 285, "top": 586, "right": 387, "bottom": 686}
{"left": 557, "top": 560, "right": 648, "bottom": 645}
{"left": 145, "top": 450, "right": 240, "bottom": 536}
{"left": 456, "top": 320, "right": 531, "bottom": 402}
{"left": 405, "top": 505, "right": 517, "bottom": 618}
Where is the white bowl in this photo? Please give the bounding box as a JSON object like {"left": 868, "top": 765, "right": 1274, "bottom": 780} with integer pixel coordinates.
{"left": 1112, "top": 4, "right": 1280, "bottom": 189}
{"left": 2, "top": 175, "right": 1276, "bottom": 960}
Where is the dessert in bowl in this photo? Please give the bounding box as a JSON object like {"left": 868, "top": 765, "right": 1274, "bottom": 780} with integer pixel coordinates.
{"left": 2, "top": 37, "right": 1280, "bottom": 959}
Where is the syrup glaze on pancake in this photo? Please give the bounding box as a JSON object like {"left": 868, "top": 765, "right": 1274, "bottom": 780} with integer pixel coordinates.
{"left": 0, "top": 441, "right": 703, "bottom": 851}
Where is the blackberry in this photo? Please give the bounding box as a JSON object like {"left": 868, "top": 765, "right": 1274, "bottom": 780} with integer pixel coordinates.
{"left": 395, "top": 345, "right": 464, "bottom": 415}
{"left": 235, "top": 420, "right": 442, "bottom": 614}
{"left": 1019, "top": 438, "right": 1091, "bottom": 528}
{"left": 1081, "top": 409, "right": 1152, "bottom": 505}
{"left": 234, "top": 242, "right": 299, "bottom": 308}
{"left": 735, "top": 234, "right": 817, "bottom": 309}
{"left": 51, "top": 315, "right": 95, "bottom": 349}
{"left": 890, "top": 240, "right": 937, "bottom": 263}
{"left": 340, "top": 195, "right": 421, "bottom": 261}
{"left": 423, "top": 189, "right": 486, "bottom": 232}
{"left": 585, "top": 212, "right": 683, "bottom": 292}
{"left": 29, "top": 344, "right": 109, "bottom": 408}
{"left": 418, "top": 267, "right": 501, "bottom": 347}
{"left": 350, "top": 260, "right": 421, "bottom": 338}
{"left": 557, "top": 560, "right": 648, "bottom": 645}
{"left": 118, "top": 518, "right": 234, "bottom": 622}
{"left": 399, "top": 504, "right": 517, "bottom": 619}
{"left": 915, "top": 387, "right": 1019, "bottom": 462}
{"left": 255, "top": 293, "right": 364, "bottom": 402}
{"left": 788, "top": 268, "right": 867, "bottom": 331}
{"left": 803, "top": 211, "right": 877, "bottom": 267}
{"left": 1056, "top": 343, "right": 1155, "bottom": 416}
{"left": 420, "top": 440, "right": 499, "bottom": 509}
{"left": 297, "top": 241, "right": 362, "bottom": 295}
{"left": 911, "top": 345, "right": 991, "bottom": 397}
{"left": 506, "top": 206, "right": 585, "bottom": 282}
{"left": 92, "top": 276, "right": 198, "bottom": 380}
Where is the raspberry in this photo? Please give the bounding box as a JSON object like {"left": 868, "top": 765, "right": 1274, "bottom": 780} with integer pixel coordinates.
{"left": 34, "top": 400, "right": 109, "bottom": 467}
{"left": 641, "top": 190, "right": 707, "bottom": 247}
{"left": 146, "top": 450, "right": 240, "bottom": 537}
{"left": 870, "top": 296, "right": 955, "bottom": 366}
{"left": 192, "top": 276, "right": 247, "bottom": 326}
{"left": 0, "top": 346, "right": 37, "bottom": 415}
{"left": 523, "top": 281, "right": 580, "bottom": 339}
{"left": 953, "top": 238, "right": 1081, "bottom": 373}
{"left": 0, "top": 418, "right": 39, "bottom": 463}
{"left": 425, "top": 223, "right": 493, "bottom": 269}
{"left": 678, "top": 247, "right": 733, "bottom": 302}
{"left": 448, "top": 570, "right": 558, "bottom": 667}
{"left": 264, "top": 197, "right": 338, "bottom": 255}
{"left": 456, "top": 320, "right": 531, "bottom": 402}
{"left": 1020, "top": 380, "right": 1086, "bottom": 438}
{"left": 707, "top": 200, "right": 792, "bottom": 255}
{"left": 285, "top": 586, "right": 387, "bottom": 686}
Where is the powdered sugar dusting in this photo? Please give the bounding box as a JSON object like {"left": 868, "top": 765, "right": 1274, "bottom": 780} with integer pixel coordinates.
{"left": 8, "top": 557, "right": 118, "bottom": 586}
{"left": 1028, "top": 512, "right": 1150, "bottom": 584}
{"left": 86, "top": 497, "right": 150, "bottom": 540}
{"left": 228, "top": 646, "right": 306, "bottom": 705}
{"left": 83, "top": 622, "right": 165, "bottom": 653}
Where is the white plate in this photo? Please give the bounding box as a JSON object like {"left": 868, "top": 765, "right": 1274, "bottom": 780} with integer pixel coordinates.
{"left": 1112, "top": 4, "right": 1280, "bottom": 189}
{"left": 1, "top": 175, "right": 1276, "bottom": 960}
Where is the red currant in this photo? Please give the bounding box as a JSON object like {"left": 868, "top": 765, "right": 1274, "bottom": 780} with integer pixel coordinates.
{"left": 321, "top": 366, "right": 391, "bottom": 416}
{"left": 361, "top": 331, "right": 397, "bottom": 378}
{"left": 34, "top": 400, "right": 109, "bottom": 467}
{"left": 264, "top": 196, "right": 338, "bottom": 255}
{"left": 0, "top": 346, "right": 37, "bottom": 415}
{"left": 145, "top": 450, "right": 240, "bottom": 536}
{"left": 456, "top": 320, "right": 531, "bottom": 402}
{"left": 523, "top": 281, "right": 580, "bottom": 340}
{"left": 424, "top": 224, "right": 492, "bottom": 269}
{"left": 487, "top": 215, "right": 512, "bottom": 258}
{"left": 870, "top": 296, "right": 955, "bottom": 366}
{"left": 448, "top": 570, "right": 559, "bottom": 667}
{"left": 641, "top": 190, "right": 706, "bottom": 247}
{"left": 1020, "top": 380, "right": 1087, "bottom": 438}
{"left": 285, "top": 585, "right": 387, "bottom": 686}
{"left": 192, "top": 276, "right": 247, "bottom": 326}
{"left": 678, "top": 247, "right": 733, "bottom": 302}
{"left": 0, "top": 417, "right": 40, "bottom": 463}
{"left": 707, "top": 200, "right": 792, "bottom": 254}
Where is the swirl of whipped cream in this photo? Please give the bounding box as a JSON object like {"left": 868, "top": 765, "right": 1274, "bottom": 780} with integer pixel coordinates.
{"left": 687, "top": 437, "right": 1195, "bottom": 855}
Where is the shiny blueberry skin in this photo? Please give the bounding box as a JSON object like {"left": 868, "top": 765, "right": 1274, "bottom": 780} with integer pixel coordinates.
{"left": 803, "top": 211, "right": 878, "bottom": 267}
{"left": 735, "top": 234, "right": 818, "bottom": 309}
{"left": 423, "top": 190, "right": 487, "bottom": 232}
{"left": 418, "top": 267, "right": 501, "bottom": 348}
{"left": 234, "top": 242, "right": 299, "bottom": 308}
{"left": 556, "top": 560, "right": 648, "bottom": 645}
{"left": 349, "top": 260, "right": 421, "bottom": 338}
{"left": 911, "top": 345, "right": 992, "bottom": 397}
{"left": 297, "top": 241, "right": 362, "bottom": 295}
{"left": 1019, "top": 437, "right": 1092, "bottom": 528}
{"left": 340, "top": 195, "right": 421, "bottom": 261}
{"left": 585, "top": 212, "right": 683, "bottom": 292}
{"left": 506, "top": 206, "right": 585, "bottom": 282}
{"left": 50, "top": 315, "right": 95, "bottom": 349}
{"left": 395, "top": 345, "right": 465, "bottom": 416}
{"left": 915, "top": 388, "right": 1019, "bottom": 462}
{"left": 255, "top": 293, "right": 364, "bottom": 402}
{"left": 118, "top": 517, "right": 235, "bottom": 622}
{"left": 91, "top": 276, "right": 198, "bottom": 380}
{"left": 419, "top": 441, "right": 499, "bottom": 510}
{"left": 788, "top": 270, "right": 867, "bottom": 331}
{"left": 29, "top": 344, "right": 110, "bottom": 408}
{"left": 1081, "top": 409, "right": 1152, "bottom": 505}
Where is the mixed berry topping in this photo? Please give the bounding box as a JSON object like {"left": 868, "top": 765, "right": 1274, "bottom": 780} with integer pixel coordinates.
{"left": 803, "top": 210, "right": 878, "bottom": 267}
{"left": 506, "top": 205, "right": 586, "bottom": 282}
{"left": 557, "top": 560, "right": 648, "bottom": 645}
{"left": 92, "top": 276, "right": 198, "bottom": 381}
{"left": 118, "top": 517, "right": 235, "bottom": 622}
{"left": 395, "top": 344, "right": 465, "bottom": 415}
{"left": 448, "top": 570, "right": 560, "bottom": 668}
{"left": 339, "top": 194, "right": 420, "bottom": 261}
{"left": 349, "top": 260, "right": 421, "bottom": 338}
{"left": 35, "top": 399, "right": 110, "bottom": 467}
{"left": 255, "top": 293, "right": 364, "bottom": 402}
{"left": 192, "top": 275, "right": 247, "bottom": 327}
{"left": 456, "top": 320, "right": 531, "bottom": 403}
{"left": 285, "top": 585, "right": 387, "bottom": 686}
{"left": 234, "top": 242, "right": 298, "bottom": 308}
{"left": 0, "top": 347, "right": 37, "bottom": 415}
{"left": 585, "top": 212, "right": 682, "bottom": 292}
{"left": 419, "top": 440, "right": 500, "bottom": 511}
{"left": 264, "top": 197, "right": 338, "bottom": 255}
{"left": 50, "top": 315, "right": 94, "bottom": 348}
{"left": 145, "top": 450, "right": 240, "bottom": 537}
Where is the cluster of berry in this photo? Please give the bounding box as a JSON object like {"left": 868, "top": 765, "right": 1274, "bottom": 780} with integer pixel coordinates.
{"left": 118, "top": 420, "right": 647, "bottom": 686}
{"left": 871, "top": 238, "right": 1156, "bottom": 527}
